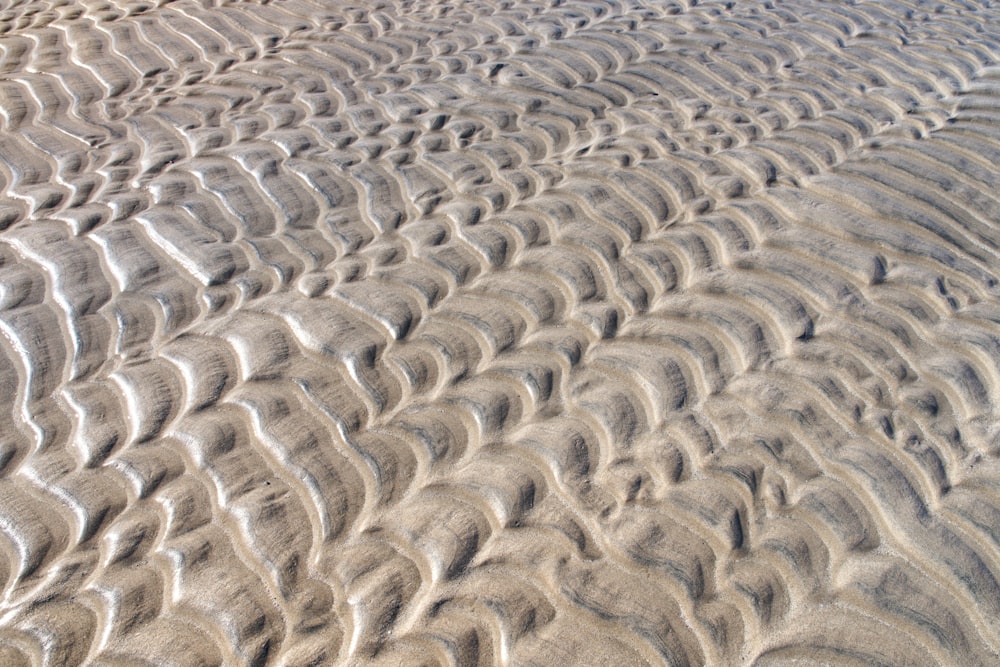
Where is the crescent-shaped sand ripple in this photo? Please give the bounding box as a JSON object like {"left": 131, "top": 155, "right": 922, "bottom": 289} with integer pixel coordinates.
{"left": 2, "top": 0, "right": 1000, "bottom": 664}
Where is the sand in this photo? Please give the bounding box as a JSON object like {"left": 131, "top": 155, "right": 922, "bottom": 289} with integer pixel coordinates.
{"left": 1, "top": 0, "right": 1000, "bottom": 664}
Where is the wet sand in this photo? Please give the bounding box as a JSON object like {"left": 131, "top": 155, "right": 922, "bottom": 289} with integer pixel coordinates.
{"left": 2, "top": 0, "right": 1000, "bottom": 664}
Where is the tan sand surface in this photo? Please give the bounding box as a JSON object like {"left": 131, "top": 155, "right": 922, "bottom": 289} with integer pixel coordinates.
{"left": 2, "top": 0, "right": 1000, "bottom": 664}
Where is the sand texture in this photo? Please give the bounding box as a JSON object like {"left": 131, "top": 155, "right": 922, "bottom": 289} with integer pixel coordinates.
{"left": 2, "top": 0, "right": 1000, "bottom": 664}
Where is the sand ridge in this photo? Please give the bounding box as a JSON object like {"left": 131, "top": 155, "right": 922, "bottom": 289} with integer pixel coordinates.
{"left": 1, "top": 0, "right": 1000, "bottom": 664}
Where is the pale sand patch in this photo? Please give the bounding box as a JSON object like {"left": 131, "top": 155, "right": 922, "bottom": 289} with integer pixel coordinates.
{"left": 1, "top": 0, "right": 1000, "bottom": 664}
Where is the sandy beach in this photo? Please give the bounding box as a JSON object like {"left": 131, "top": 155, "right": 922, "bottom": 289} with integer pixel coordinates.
{"left": 1, "top": 0, "right": 1000, "bottom": 664}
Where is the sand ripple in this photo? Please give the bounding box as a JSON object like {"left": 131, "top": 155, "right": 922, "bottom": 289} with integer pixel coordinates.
{"left": 2, "top": 0, "right": 1000, "bottom": 664}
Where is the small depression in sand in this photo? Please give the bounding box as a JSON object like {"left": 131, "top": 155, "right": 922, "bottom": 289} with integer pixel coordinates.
{"left": 1, "top": 0, "right": 1000, "bottom": 664}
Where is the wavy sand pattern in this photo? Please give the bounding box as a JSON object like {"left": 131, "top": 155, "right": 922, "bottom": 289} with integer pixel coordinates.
{"left": 2, "top": 0, "right": 1000, "bottom": 664}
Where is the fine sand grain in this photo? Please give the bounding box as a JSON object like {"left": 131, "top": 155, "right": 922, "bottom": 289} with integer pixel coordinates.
{"left": 2, "top": 0, "right": 1000, "bottom": 664}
